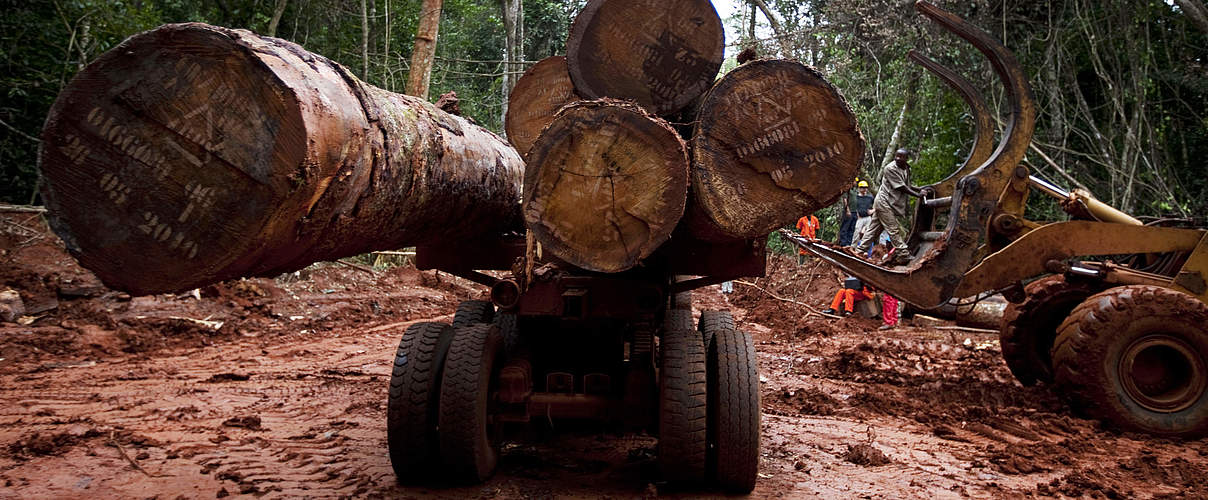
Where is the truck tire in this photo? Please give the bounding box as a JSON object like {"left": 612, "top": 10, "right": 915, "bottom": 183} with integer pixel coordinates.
{"left": 698, "top": 310, "right": 735, "bottom": 349}
{"left": 387, "top": 322, "right": 455, "bottom": 483}
{"left": 453, "top": 300, "right": 495, "bottom": 328}
{"left": 493, "top": 311, "right": 520, "bottom": 356}
{"left": 664, "top": 309, "right": 695, "bottom": 332}
{"left": 1000, "top": 275, "right": 1097, "bottom": 385}
{"left": 706, "top": 327, "right": 760, "bottom": 493}
{"left": 658, "top": 328, "right": 707, "bottom": 483}
{"left": 1052, "top": 285, "right": 1208, "bottom": 437}
{"left": 439, "top": 323, "right": 504, "bottom": 482}
{"left": 672, "top": 291, "right": 692, "bottom": 310}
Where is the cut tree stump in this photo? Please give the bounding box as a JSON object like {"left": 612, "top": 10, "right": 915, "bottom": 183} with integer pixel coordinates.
{"left": 523, "top": 100, "right": 688, "bottom": 273}
{"left": 688, "top": 59, "right": 865, "bottom": 241}
{"left": 566, "top": 0, "right": 724, "bottom": 116}
{"left": 504, "top": 56, "right": 578, "bottom": 157}
{"left": 38, "top": 23, "right": 523, "bottom": 295}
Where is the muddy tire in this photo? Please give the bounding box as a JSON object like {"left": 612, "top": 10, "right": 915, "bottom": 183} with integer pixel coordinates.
{"left": 439, "top": 323, "right": 504, "bottom": 483}
{"left": 698, "top": 310, "right": 735, "bottom": 350}
{"left": 672, "top": 291, "right": 692, "bottom": 310}
{"left": 658, "top": 328, "right": 708, "bottom": 483}
{"left": 999, "top": 276, "right": 1098, "bottom": 386}
{"left": 452, "top": 300, "right": 494, "bottom": 329}
{"left": 1052, "top": 285, "right": 1208, "bottom": 437}
{"left": 387, "top": 322, "right": 455, "bottom": 483}
{"left": 493, "top": 311, "right": 520, "bottom": 356}
{"left": 664, "top": 309, "right": 695, "bottom": 333}
{"left": 706, "top": 327, "right": 760, "bottom": 492}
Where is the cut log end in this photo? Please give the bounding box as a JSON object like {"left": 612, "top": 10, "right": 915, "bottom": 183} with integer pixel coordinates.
{"left": 40, "top": 24, "right": 308, "bottom": 294}
{"left": 690, "top": 60, "right": 865, "bottom": 240}
{"left": 566, "top": 0, "right": 724, "bottom": 115}
{"left": 523, "top": 100, "right": 688, "bottom": 273}
{"left": 505, "top": 56, "right": 577, "bottom": 157}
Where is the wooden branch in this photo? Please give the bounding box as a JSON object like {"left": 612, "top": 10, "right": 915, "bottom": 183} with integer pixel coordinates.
{"left": 336, "top": 259, "right": 378, "bottom": 275}
{"left": 0, "top": 204, "right": 47, "bottom": 214}
{"left": 733, "top": 279, "right": 842, "bottom": 319}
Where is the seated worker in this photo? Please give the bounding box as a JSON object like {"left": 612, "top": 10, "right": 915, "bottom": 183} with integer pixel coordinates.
{"left": 823, "top": 276, "right": 875, "bottom": 317}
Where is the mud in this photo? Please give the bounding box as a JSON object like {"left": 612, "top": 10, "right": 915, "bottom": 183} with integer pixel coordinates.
{"left": 2, "top": 216, "right": 1207, "bottom": 498}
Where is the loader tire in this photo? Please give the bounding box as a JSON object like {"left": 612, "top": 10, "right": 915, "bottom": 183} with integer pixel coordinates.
{"left": 493, "top": 311, "right": 520, "bottom": 356}
{"left": 453, "top": 300, "right": 495, "bottom": 329}
{"left": 658, "top": 328, "right": 708, "bottom": 483}
{"left": 1000, "top": 276, "right": 1097, "bottom": 385}
{"left": 1052, "top": 285, "right": 1208, "bottom": 437}
{"left": 706, "top": 327, "right": 760, "bottom": 493}
{"left": 387, "top": 322, "right": 455, "bottom": 483}
{"left": 698, "top": 310, "right": 735, "bottom": 350}
{"left": 439, "top": 323, "right": 504, "bottom": 483}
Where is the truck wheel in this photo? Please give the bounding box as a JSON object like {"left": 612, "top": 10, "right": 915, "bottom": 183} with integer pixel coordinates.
{"left": 1000, "top": 275, "right": 1097, "bottom": 385}
{"left": 706, "top": 327, "right": 760, "bottom": 493}
{"left": 1052, "top": 285, "right": 1208, "bottom": 437}
{"left": 664, "top": 309, "right": 695, "bottom": 332}
{"left": 387, "top": 322, "right": 455, "bottom": 483}
{"left": 453, "top": 300, "right": 494, "bottom": 328}
{"left": 672, "top": 291, "right": 692, "bottom": 310}
{"left": 493, "top": 311, "right": 520, "bottom": 356}
{"left": 658, "top": 328, "right": 707, "bottom": 483}
{"left": 698, "top": 310, "right": 735, "bottom": 349}
{"left": 439, "top": 323, "right": 504, "bottom": 482}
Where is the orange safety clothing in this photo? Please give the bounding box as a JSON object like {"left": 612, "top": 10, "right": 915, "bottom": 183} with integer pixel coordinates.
{"left": 796, "top": 214, "right": 820, "bottom": 254}
{"left": 829, "top": 286, "right": 875, "bottom": 313}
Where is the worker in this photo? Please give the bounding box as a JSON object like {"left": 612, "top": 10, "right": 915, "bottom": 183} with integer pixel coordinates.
{"left": 837, "top": 182, "right": 858, "bottom": 246}
{"left": 822, "top": 276, "right": 875, "bottom": 317}
{"left": 855, "top": 149, "right": 926, "bottom": 266}
{"left": 795, "top": 212, "right": 820, "bottom": 265}
{"left": 850, "top": 180, "right": 875, "bottom": 247}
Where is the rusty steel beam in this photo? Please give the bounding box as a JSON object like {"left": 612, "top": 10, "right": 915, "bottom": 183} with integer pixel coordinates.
{"left": 39, "top": 23, "right": 523, "bottom": 295}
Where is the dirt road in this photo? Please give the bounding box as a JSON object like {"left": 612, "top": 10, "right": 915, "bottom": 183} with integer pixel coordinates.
{"left": 2, "top": 215, "right": 1207, "bottom": 498}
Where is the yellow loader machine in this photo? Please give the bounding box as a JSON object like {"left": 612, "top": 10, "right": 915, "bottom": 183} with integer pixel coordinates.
{"left": 786, "top": 1, "right": 1208, "bottom": 437}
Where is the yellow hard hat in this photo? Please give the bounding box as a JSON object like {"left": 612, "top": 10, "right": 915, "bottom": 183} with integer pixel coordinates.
{"left": 857, "top": 180, "right": 869, "bottom": 188}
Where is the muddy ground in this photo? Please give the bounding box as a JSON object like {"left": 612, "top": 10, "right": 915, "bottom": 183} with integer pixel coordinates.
{"left": 2, "top": 212, "right": 1207, "bottom": 499}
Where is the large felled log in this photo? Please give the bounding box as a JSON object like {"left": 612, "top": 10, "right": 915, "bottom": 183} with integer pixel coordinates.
{"left": 504, "top": 56, "right": 578, "bottom": 156}
{"left": 566, "top": 0, "right": 724, "bottom": 116}
{"left": 523, "top": 100, "right": 688, "bottom": 273}
{"left": 38, "top": 23, "right": 523, "bottom": 295}
{"left": 688, "top": 60, "right": 865, "bottom": 240}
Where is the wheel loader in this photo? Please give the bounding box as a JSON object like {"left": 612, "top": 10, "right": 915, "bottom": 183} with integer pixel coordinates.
{"left": 785, "top": 1, "right": 1208, "bottom": 439}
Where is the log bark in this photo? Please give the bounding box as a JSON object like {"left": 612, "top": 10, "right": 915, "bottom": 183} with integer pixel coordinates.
{"left": 504, "top": 56, "right": 578, "bottom": 156}
{"left": 523, "top": 100, "right": 688, "bottom": 273}
{"left": 688, "top": 59, "right": 864, "bottom": 240}
{"left": 38, "top": 23, "right": 523, "bottom": 295}
{"left": 565, "top": 0, "right": 724, "bottom": 116}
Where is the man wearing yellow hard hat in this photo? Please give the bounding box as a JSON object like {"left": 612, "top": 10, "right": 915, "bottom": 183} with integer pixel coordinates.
{"left": 849, "top": 180, "right": 874, "bottom": 247}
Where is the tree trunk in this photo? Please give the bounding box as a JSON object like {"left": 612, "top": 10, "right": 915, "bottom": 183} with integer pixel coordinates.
{"left": 565, "top": 0, "right": 724, "bottom": 115}
{"left": 407, "top": 0, "right": 443, "bottom": 99}
{"left": 880, "top": 97, "right": 909, "bottom": 168}
{"left": 267, "top": 0, "right": 288, "bottom": 37}
{"left": 688, "top": 60, "right": 864, "bottom": 241}
{"left": 38, "top": 23, "right": 523, "bottom": 295}
{"left": 360, "top": 0, "right": 370, "bottom": 79}
{"left": 500, "top": 0, "right": 523, "bottom": 130}
{"left": 504, "top": 56, "right": 578, "bottom": 156}
{"left": 1175, "top": 0, "right": 1208, "bottom": 36}
{"left": 749, "top": 0, "right": 794, "bottom": 56}
{"left": 523, "top": 100, "right": 688, "bottom": 273}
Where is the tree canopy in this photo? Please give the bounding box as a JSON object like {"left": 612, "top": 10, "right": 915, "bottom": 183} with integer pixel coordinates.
{"left": 2, "top": 0, "right": 1206, "bottom": 223}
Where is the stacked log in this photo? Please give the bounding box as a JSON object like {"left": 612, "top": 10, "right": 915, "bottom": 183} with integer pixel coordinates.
{"left": 38, "top": 23, "right": 523, "bottom": 295}
{"left": 511, "top": 0, "right": 864, "bottom": 271}
{"left": 523, "top": 100, "right": 688, "bottom": 273}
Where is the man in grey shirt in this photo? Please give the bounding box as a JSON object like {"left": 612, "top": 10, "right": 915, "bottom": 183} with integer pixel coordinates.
{"left": 855, "top": 149, "right": 925, "bottom": 265}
